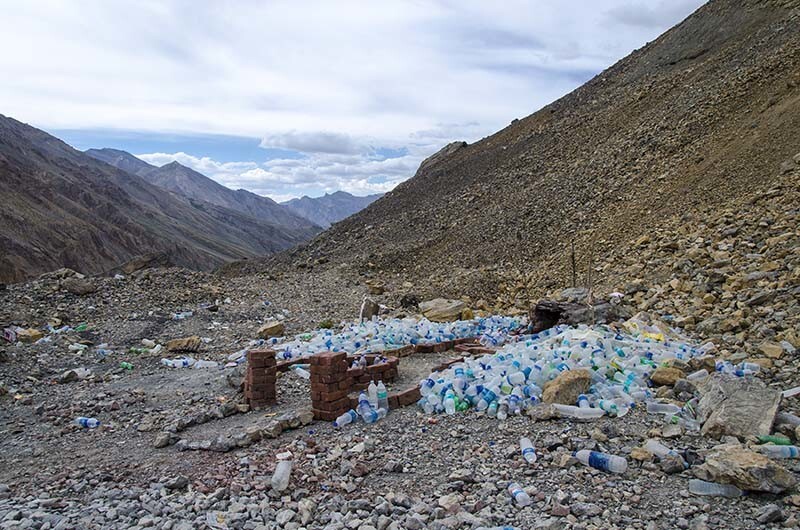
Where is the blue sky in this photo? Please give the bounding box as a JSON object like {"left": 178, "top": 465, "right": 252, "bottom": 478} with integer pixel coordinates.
{"left": 1, "top": 0, "right": 705, "bottom": 202}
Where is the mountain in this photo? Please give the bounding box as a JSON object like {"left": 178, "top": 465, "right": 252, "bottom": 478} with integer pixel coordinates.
{"left": 253, "top": 0, "right": 800, "bottom": 304}
{"left": 86, "top": 148, "right": 320, "bottom": 233}
{"left": 0, "top": 116, "right": 318, "bottom": 283}
{"left": 282, "top": 191, "right": 383, "bottom": 228}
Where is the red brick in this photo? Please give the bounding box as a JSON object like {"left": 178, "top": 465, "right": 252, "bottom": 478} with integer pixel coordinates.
{"left": 314, "top": 396, "right": 350, "bottom": 412}
{"left": 320, "top": 389, "right": 350, "bottom": 402}
{"left": 397, "top": 387, "right": 421, "bottom": 407}
{"left": 388, "top": 395, "right": 400, "bottom": 409}
{"left": 312, "top": 408, "right": 340, "bottom": 421}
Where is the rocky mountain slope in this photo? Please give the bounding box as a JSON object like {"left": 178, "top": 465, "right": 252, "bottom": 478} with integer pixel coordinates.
{"left": 282, "top": 191, "right": 383, "bottom": 228}
{"left": 259, "top": 0, "right": 799, "bottom": 308}
{"left": 86, "top": 148, "right": 321, "bottom": 233}
{"left": 0, "top": 117, "right": 318, "bottom": 283}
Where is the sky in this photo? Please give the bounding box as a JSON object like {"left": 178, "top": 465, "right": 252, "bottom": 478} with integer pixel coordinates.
{"left": 0, "top": 0, "right": 706, "bottom": 202}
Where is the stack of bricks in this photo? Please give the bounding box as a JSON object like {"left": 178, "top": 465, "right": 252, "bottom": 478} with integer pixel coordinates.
{"left": 347, "top": 355, "right": 400, "bottom": 391}
{"left": 244, "top": 349, "right": 277, "bottom": 409}
{"left": 310, "top": 351, "right": 351, "bottom": 421}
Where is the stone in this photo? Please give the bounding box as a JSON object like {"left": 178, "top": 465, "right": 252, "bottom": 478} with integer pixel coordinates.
{"left": 58, "top": 367, "right": 91, "bottom": 383}
{"left": 756, "top": 504, "right": 785, "bottom": 524}
{"left": 366, "top": 280, "right": 385, "bottom": 295}
{"left": 758, "top": 341, "right": 784, "bottom": 359}
{"left": 650, "top": 366, "right": 685, "bottom": 387}
{"left": 660, "top": 454, "right": 686, "bottom": 474}
{"left": 571, "top": 502, "right": 601, "bottom": 517}
{"left": 164, "top": 475, "right": 189, "bottom": 490}
{"left": 16, "top": 328, "right": 44, "bottom": 343}
{"left": 551, "top": 503, "right": 570, "bottom": 516}
{"left": 419, "top": 298, "right": 467, "bottom": 322}
{"left": 62, "top": 277, "right": 97, "bottom": 295}
{"left": 693, "top": 444, "right": 797, "bottom": 493}
{"left": 630, "top": 447, "right": 653, "bottom": 462}
{"left": 275, "top": 509, "right": 296, "bottom": 525}
{"left": 662, "top": 423, "right": 683, "bottom": 439}
{"left": 166, "top": 336, "right": 202, "bottom": 352}
{"left": 696, "top": 373, "right": 781, "bottom": 439}
{"left": 542, "top": 369, "right": 591, "bottom": 405}
{"left": 257, "top": 320, "right": 284, "bottom": 339}
{"left": 437, "top": 493, "right": 463, "bottom": 514}
{"left": 153, "top": 432, "right": 173, "bottom": 448}
{"left": 360, "top": 297, "right": 381, "bottom": 321}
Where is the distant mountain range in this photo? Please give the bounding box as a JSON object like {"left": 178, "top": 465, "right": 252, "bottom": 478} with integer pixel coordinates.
{"left": 86, "top": 148, "right": 316, "bottom": 231}
{"left": 0, "top": 116, "right": 322, "bottom": 282}
{"left": 282, "top": 191, "right": 382, "bottom": 228}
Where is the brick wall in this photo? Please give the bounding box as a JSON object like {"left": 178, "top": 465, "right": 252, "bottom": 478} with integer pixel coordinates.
{"left": 244, "top": 349, "right": 277, "bottom": 409}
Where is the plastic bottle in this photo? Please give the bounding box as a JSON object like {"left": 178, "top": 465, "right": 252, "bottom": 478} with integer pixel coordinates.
{"left": 644, "top": 439, "right": 687, "bottom": 468}
{"left": 161, "top": 357, "right": 195, "bottom": 368}
{"left": 688, "top": 479, "right": 742, "bottom": 497}
{"left": 368, "top": 381, "right": 379, "bottom": 408}
{"left": 75, "top": 417, "right": 100, "bottom": 428}
{"left": 444, "top": 389, "right": 457, "bottom": 415}
{"left": 507, "top": 482, "right": 531, "bottom": 507}
{"left": 362, "top": 407, "right": 387, "bottom": 424}
{"left": 333, "top": 410, "right": 358, "bottom": 428}
{"left": 577, "top": 394, "right": 590, "bottom": 408}
{"left": 646, "top": 402, "right": 681, "bottom": 415}
{"left": 497, "top": 402, "right": 508, "bottom": 421}
{"left": 573, "top": 450, "right": 627, "bottom": 474}
{"left": 553, "top": 404, "right": 605, "bottom": 420}
{"left": 520, "top": 437, "right": 537, "bottom": 464}
{"left": 271, "top": 459, "right": 293, "bottom": 491}
{"left": 377, "top": 381, "right": 389, "bottom": 410}
{"left": 686, "top": 369, "right": 709, "bottom": 382}
{"left": 756, "top": 435, "right": 792, "bottom": 446}
{"left": 758, "top": 445, "right": 800, "bottom": 459}
{"left": 193, "top": 360, "right": 219, "bottom": 369}
{"left": 291, "top": 365, "right": 311, "bottom": 379}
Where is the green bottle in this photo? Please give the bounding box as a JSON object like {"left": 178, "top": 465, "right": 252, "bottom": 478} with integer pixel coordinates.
{"left": 756, "top": 435, "right": 792, "bottom": 445}
{"left": 119, "top": 362, "right": 133, "bottom": 370}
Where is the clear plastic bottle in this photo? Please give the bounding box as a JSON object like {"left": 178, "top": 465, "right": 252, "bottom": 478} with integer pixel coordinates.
{"left": 291, "top": 365, "right": 310, "bottom": 379}
{"left": 193, "top": 360, "right": 219, "bottom": 369}
{"left": 759, "top": 445, "right": 800, "bottom": 459}
{"left": 75, "top": 417, "right": 101, "bottom": 428}
{"left": 333, "top": 410, "right": 358, "bottom": 427}
{"left": 444, "top": 389, "right": 457, "bottom": 415}
{"left": 553, "top": 404, "right": 605, "bottom": 419}
{"left": 507, "top": 482, "right": 531, "bottom": 507}
{"left": 644, "top": 439, "right": 687, "bottom": 468}
{"left": 646, "top": 402, "right": 681, "bottom": 415}
{"left": 377, "top": 381, "right": 389, "bottom": 411}
{"left": 688, "top": 479, "right": 742, "bottom": 497}
{"left": 520, "top": 437, "right": 537, "bottom": 464}
{"left": 271, "top": 459, "right": 292, "bottom": 491}
{"left": 362, "top": 407, "right": 387, "bottom": 424}
{"left": 686, "top": 369, "right": 709, "bottom": 382}
{"left": 573, "top": 450, "right": 627, "bottom": 474}
{"left": 368, "top": 381, "right": 379, "bottom": 408}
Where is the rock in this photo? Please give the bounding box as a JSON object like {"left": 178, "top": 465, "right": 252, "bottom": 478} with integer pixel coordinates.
{"left": 650, "top": 366, "right": 685, "bottom": 387}
{"left": 437, "top": 493, "right": 463, "bottom": 514}
{"left": 758, "top": 341, "right": 784, "bottom": 359}
{"left": 58, "top": 367, "right": 91, "bottom": 383}
{"left": 366, "top": 280, "right": 385, "bottom": 295}
{"left": 756, "top": 504, "right": 785, "bottom": 524}
{"left": 275, "top": 509, "right": 296, "bottom": 525}
{"left": 694, "top": 444, "right": 797, "bottom": 493}
{"left": 571, "top": 502, "right": 602, "bottom": 517}
{"left": 630, "top": 447, "right": 653, "bottom": 462}
{"left": 696, "top": 373, "right": 780, "bottom": 439}
{"left": 542, "top": 369, "right": 591, "bottom": 405}
{"left": 166, "top": 336, "right": 202, "bottom": 352}
{"left": 62, "top": 277, "right": 97, "bottom": 295}
{"left": 153, "top": 432, "right": 175, "bottom": 448}
{"left": 164, "top": 475, "right": 188, "bottom": 490}
{"left": 360, "top": 297, "right": 381, "bottom": 321}
{"left": 419, "top": 298, "right": 466, "bottom": 322}
{"left": 16, "top": 328, "right": 43, "bottom": 343}
{"left": 660, "top": 454, "right": 686, "bottom": 474}
{"left": 257, "top": 320, "right": 284, "bottom": 339}
{"left": 662, "top": 423, "right": 683, "bottom": 439}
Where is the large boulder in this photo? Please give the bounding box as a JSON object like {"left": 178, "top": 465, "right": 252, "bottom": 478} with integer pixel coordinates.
{"left": 694, "top": 444, "right": 797, "bottom": 493}
{"left": 16, "top": 328, "right": 43, "bottom": 343}
{"left": 650, "top": 366, "right": 685, "bottom": 387}
{"left": 257, "top": 320, "right": 285, "bottom": 339}
{"left": 419, "top": 299, "right": 467, "bottom": 322}
{"left": 696, "top": 373, "right": 781, "bottom": 439}
{"left": 166, "top": 336, "right": 202, "bottom": 352}
{"left": 62, "top": 277, "right": 97, "bottom": 296}
{"left": 542, "top": 369, "right": 592, "bottom": 405}
{"left": 360, "top": 297, "right": 381, "bottom": 321}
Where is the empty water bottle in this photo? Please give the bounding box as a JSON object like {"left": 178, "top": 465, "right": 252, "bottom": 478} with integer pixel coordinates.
{"left": 377, "top": 381, "right": 389, "bottom": 411}
{"left": 507, "top": 482, "right": 531, "bottom": 507}
{"left": 368, "top": 381, "right": 379, "bottom": 408}
{"left": 193, "top": 360, "right": 219, "bottom": 369}
{"left": 553, "top": 404, "right": 605, "bottom": 420}
{"left": 75, "top": 417, "right": 100, "bottom": 428}
{"left": 291, "top": 365, "right": 310, "bottom": 379}
{"left": 520, "top": 437, "right": 537, "bottom": 464}
{"left": 756, "top": 435, "right": 792, "bottom": 445}
{"left": 333, "top": 410, "right": 358, "bottom": 428}
{"left": 444, "top": 389, "right": 457, "bottom": 415}
{"left": 646, "top": 402, "right": 681, "bottom": 415}
{"left": 573, "top": 450, "right": 627, "bottom": 474}
{"left": 688, "top": 479, "right": 742, "bottom": 497}
{"left": 271, "top": 459, "right": 292, "bottom": 491}
{"left": 362, "top": 407, "right": 387, "bottom": 424}
{"left": 759, "top": 445, "right": 800, "bottom": 459}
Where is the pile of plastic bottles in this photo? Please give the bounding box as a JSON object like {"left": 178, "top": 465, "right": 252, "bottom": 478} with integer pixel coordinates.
{"left": 334, "top": 381, "right": 390, "bottom": 427}
{"left": 160, "top": 357, "right": 219, "bottom": 369}
{"left": 416, "top": 321, "right": 749, "bottom": 423}
{"left": 263, "top": 316, "right": 523, "bottom": 361}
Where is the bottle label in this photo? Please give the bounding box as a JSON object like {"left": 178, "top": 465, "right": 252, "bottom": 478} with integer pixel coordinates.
{"left": 588, "top": 451, "right": 609, "bottom": 470}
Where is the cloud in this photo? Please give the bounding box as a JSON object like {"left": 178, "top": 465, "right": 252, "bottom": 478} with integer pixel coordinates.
{"left": 606, "top": 1, "right": 705, "bottom": 29}
{"left": 260, "top": 131, "right": 364, "bottom": 155}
